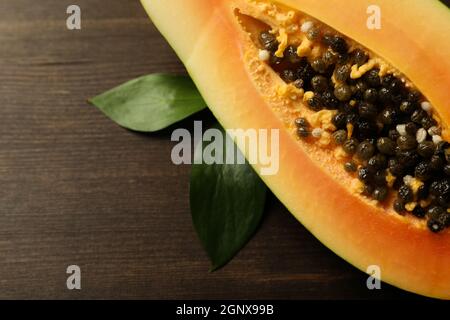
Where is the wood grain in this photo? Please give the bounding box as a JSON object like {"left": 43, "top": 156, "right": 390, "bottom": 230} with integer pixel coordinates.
{"left": 0, "top": 0, "right": 424, "bottom": 299}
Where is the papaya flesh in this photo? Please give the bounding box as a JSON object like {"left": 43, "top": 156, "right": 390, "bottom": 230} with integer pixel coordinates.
{"left": 141, "top": 0, "right": 450, "bottom": 298}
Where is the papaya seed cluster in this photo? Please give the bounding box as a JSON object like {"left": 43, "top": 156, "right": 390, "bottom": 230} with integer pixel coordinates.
{"left": 258, "top": 22, "right": 450, "bottom": 233}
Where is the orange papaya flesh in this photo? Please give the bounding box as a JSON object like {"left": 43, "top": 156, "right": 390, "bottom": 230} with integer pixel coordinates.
{"left": 141, "top": 0, "right": 450, "bottom": 298}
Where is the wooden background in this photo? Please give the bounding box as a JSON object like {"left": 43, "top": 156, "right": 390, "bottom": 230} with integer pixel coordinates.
{"left": 0, "top": 0, "right": 432, "bottom": 299}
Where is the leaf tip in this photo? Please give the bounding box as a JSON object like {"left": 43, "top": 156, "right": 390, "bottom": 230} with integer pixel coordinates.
{"left": 87, "top": 96, "right": 98, "bottom": 106}
{"left": 209, "top": 261, "right": 226, "bottom": 272}
{"left": 208, "top": 265, "right": 219, "bottom": 273}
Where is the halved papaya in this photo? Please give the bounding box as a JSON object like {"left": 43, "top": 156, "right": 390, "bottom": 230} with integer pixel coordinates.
{"left": 141, "top": 0, "right": 450, "bottom": 298}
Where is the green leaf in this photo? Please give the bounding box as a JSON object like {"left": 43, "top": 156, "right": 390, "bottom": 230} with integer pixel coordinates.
{"left": 190, "top": 124, "right": 267, "bottom": 271}
{"left": 89, "top": 74, "right": 207, "bottom": 132}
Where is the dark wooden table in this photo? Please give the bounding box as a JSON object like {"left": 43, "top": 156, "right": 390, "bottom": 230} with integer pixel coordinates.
{"left": 0, "top": 0, "right": 424, "bottom": 299}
